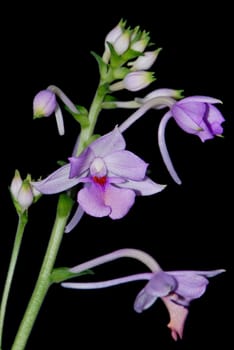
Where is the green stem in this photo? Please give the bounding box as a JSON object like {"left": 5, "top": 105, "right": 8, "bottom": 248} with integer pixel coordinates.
{"left": 0, "top": 213, "right": 28, "bottom": 349}
{"left": 77, "top": 84, "right": 107, "bottom": 155}
{"left": 11, "top": 194, "right": 73, "bottom": 350}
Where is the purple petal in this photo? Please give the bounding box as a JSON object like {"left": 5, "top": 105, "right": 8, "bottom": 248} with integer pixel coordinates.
{"left": 90, "top": 127, "right": 126, "bottom": 157}
{"left": 117, "top": 177, "right": 166, "bottom": 195}
{"left": 104, "top": 184, "right": 136, "bottom": 219}
{"left": 134, "top": 288, "right": 158, "bottom": 313}
{"left": 176, "top": 95, "right": 222, "bottom": 105}
{"left": 78, "top": 183, "right": 111, "bottom": 217}
{"left": 69, "top": 147, "right": 95, "bottom": 178}
{"left": 145, "top": 271, "right": 177, "bottom": 296}
{"left": 104, "top": 150, "right": 148, "bottom": 180}
{"left": 31, "top": 164, "right": 81, "bottom": 194}
{"left": 172, "top": 102, "right": 206, "bottom": 133}
{"left": 207, "top": 105, "right": 225, "bottom": 124}
{"left": 168, "top": 271, "right": 209, "bottom": 300}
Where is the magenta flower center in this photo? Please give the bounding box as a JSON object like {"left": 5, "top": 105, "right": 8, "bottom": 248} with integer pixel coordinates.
{"left": 92, "top": 176, "right": 107, "bottom": 187}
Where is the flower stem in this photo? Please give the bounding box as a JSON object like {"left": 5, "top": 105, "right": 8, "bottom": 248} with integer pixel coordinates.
{"left": 75, "top": 84, "right": 107, "bottom": 156}
{"left": 11, "top": 194, "right": 73, "bottom": 350}
{"left": 0, "top": 212, "right": 28, "bottom": 349}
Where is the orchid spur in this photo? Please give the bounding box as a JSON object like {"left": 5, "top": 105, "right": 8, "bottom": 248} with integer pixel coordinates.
{"left": 61, "top": 248, "right": 225, "bottom": 341}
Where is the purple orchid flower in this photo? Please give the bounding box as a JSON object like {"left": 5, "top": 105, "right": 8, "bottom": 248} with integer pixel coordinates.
{"left": 61, "top": 248, "right": 225, "bottom": 341}
{"left": 158, "top": 95, "right": 225, "bottom": 184}
{"left": 171, "top": 96, "right": 225, "bottom": 142}
{"left": 134, "top": 269, "right": 225, "bottom": 341}
{"left": 32, "top": 127, "right": 166, "bottom": 230}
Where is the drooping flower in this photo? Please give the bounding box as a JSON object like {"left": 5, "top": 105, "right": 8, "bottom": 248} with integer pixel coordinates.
{"left": 157, "top": 95, "right": 225, "bottom": 184}
{"left": 61, "top": 248, "right": 225, "bottom": 341}
{"left": 32, "top": 127, "right": 166, "bottom": 230}
{"left": 134, "top": 269, "right": 225, "bottom": 340}
{"left": 171, "top": 96, "right": 225, "bottom": 142}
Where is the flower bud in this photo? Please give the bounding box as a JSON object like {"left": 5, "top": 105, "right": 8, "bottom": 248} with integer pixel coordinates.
{"left": 123, "top": 71, "right": 155, "bottom": 91}
{"left": 33, "top": 90, "right": 57, "bottom": 118}
{"left": 17, "top": 180, "right": 34, "bottom": 211}
{"left": 113, "top": 30, "right": 131, "bottom": 55}
{"left": 130, "top": 31, "right": 150, "bottom": 53}
{"left": 129, "top": 48, "right": 161, "bottom": 71}
{"left": 10, "top": 171, "right": 35, "bottom": 213}
{"left": 10, "top": 170, "right": 23, "bottom": 199}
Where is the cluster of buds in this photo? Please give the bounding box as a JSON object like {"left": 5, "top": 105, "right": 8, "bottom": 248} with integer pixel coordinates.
{"left": 10, "top": 170, "right": 40, "bottom": 214}
{"left": 101, "top": 19, "right": 160, "bottom": 92}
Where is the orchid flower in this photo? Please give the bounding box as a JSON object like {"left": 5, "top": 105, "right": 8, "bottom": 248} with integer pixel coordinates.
{"left": 118, "top": 94, "right": 225, "bottom": 185}
{"left": 158, "top": 96, "right": 225, "bottom": 184}
{"left": 61, "top": 248, "right": 225, "bottom": 341}
{"left": 32, "top": 127, "right": 166, "bottom": 231}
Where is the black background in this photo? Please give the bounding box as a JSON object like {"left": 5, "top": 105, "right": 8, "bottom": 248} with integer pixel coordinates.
{"left": 0, "top": 2, "right": 232, "bottom": 349}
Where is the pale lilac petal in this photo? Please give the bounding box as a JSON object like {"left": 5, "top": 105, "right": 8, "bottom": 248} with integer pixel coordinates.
{"left": 69, "top": 147, "right": 95, "bottom": 178}
{"left": 78, "top": 184, "right": 111, "bottom": 217}
{"left": 172, "top": 103, "right": 206, "bottom": 132}
{"left": 168, "top": 269, "right": 225, "bottom": 278}
{"left": 104, "top": 185, "right": 135, "bottom": 219}
{"left": 162, "top": 295, "right": 189, "bottom": 341}
{"left": 65, "top": 205, "right": 85, "bottom": 233}
{"left": 195, "top": 121, "right": 214, "bottom": 142}
{"left": 168, "top": 269, "right": 225, "bottom": 301}
{"left": 171, "top": 272, "right": 208, "bottom": 300}
{"left": 31, "top": 164, "right": 81, "bottom": 194}
{"left": 176, "top": 96, "right": 222, "bottom": 105}
{"left": 207, "top": 105, "right": 225, "bottom": 124}
{"left": 117, "top": 177, "right": 166, "bottom": 195}
{"left": 104, "top": 150, "right": 148, "bottom": 180}
{"left": 145, "top": 271, "right": 177, "bottom": 296}
{"left": 134, "top": 289, "right": 158, "bottom": 313}
{"left": 90, "top": 127, "right": 125, "bottom": 157}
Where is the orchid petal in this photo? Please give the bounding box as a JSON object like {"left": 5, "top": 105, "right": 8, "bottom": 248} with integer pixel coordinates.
{"left": 134, "top": 288, "right": 158, "bottom": 313}
{"left": 31, "top": 164, "right": 81, "bottom": 194}
{"left": 78, "top": 183, "right": 111, "bottom": 217}
{"left": 117, "top": 177, "right": 166, "bottom": 195}
{"left": 104, "top": 150, "right": 148, "bottom": 180}
{"left": 176, "top": 95, "right": 222, "bottom": 105}
{"left": 207, "top": 104, "right": 225, "bottom": 124}
{"left": 90, "top": 127, "right": 125, "bottom": 157}
{"left": 69, "top": 147, "right": 95, "bottom": 178}
{"left": 168, "top": 269, "right": 225, "bottom": 301}
{"left": 145, "top": 271, "right": 177, "bottom": 296}
{"left": 172, "top": 102, "right": 206, "bottom": 132}
{"left": 104, "top": 184, "right": 136, "bottom": 219}
{"left": 162, "top": 294, "right": 189, "bottom": 341}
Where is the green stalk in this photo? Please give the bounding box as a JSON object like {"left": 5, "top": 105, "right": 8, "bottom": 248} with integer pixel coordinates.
{"left": 0, "top": 213, "right": 28, "bottom": 349}
{"left": 11, "top": 194, "right": 73, "bottom": 350}
{"left": 77, "top": 84, "right": 107, "bottom": 155}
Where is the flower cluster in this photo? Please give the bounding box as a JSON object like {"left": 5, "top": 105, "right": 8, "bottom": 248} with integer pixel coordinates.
{"left": 1, "top": 19, "right": 226, "bottom": 350}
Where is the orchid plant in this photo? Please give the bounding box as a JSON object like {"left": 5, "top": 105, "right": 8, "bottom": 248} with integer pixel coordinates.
{"left": 0, "top": 19, "right": 225, "bottom": 350}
